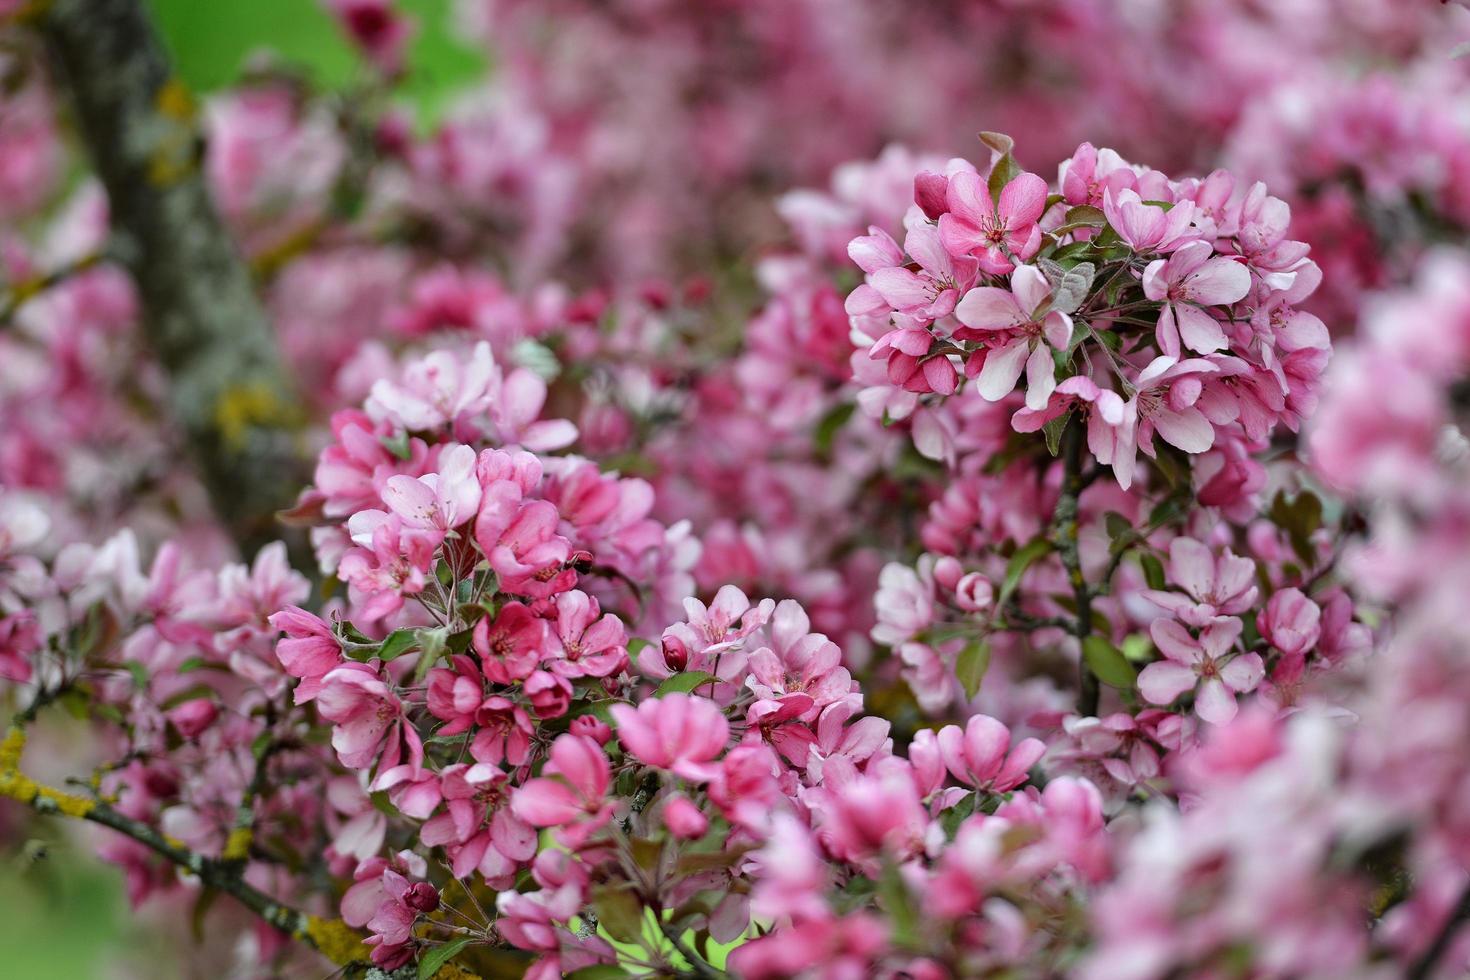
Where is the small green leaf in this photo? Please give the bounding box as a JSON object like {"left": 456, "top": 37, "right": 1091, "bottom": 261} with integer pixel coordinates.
{"left": 655, "top": 671, "right": 716, "bottom": 697}
{"left": 565, "top": 968, "right": 631, "bottom": 980}
{"left": 626, "top": 637, "right": 651, "bottom": 658}
{"left": 813, "top": 401, "right": 857, "bottom": 456}
{"left": 376, "top": 628, "right": 420, "bottom": 663}
{"left": 1139, "top": 552, "right": 1167, "bottom": 591}
{"left": 250, "top": 730, "right": 272, "bottom": 760}
{"left": 380, "top": 430, "right": 411, "bottom": 461}
{"left": 124, "top": 660, "right": 150, "bottom": 689}
{"left": 1083, "top": 636, "right": 1137, "bottom": 689}
{"left": 1121, "top": 633, "right": 1153, "bottom": 663}
{"left": 877, "top": 858, "right": 919, "bottom": 947}
{"left": 955, "top": 639, "right": 991, "bottom": 701}
{"left": 1043, "top": 411, "right": 1072, "bottom": 457}
{"left": 592, "top": 884, "right": 645, "bottom": 945}
{"left": 417, "top": 937, "right": 475, "bottom": 979}
{"left": 997, "top": 538, "right": 1054, "bottom": 613}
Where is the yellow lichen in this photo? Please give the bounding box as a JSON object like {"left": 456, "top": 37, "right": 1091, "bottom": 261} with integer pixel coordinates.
{"left": 0, "top": 727, "right": 96, "bottom": 818}
{"left": 301, "top": 916, "right": 372, "bottom": 966}
{"left": 0, "top": 726, "right": 25, "bottom": 772}
{"left": 430, "top": 962, "right": 482, "bottom": 980}
{"left": 214, "top": 382, "right": 298, "bottom": 450}
{"left": 222, "top": 826, "right": 253, "bottom": 861}
{"left": 155, "top": 79, "right": 196, "bottom": 121}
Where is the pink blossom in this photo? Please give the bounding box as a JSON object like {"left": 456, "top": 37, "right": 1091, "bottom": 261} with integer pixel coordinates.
{"left": 380, "top": 442, "right": 482, "bottom": 535}
{"left": 955, "top": 264, "right": 1074, "bottom": 409}
{"left": 939, "top": 170, "right": 1047, "bottom": 274}
{"left": 1257, "top": 587, "right": 1322, "bottom": 658}
{"left": 1139, "top": 617, "right": 1263, "bottom": 725}
{"left": 1092, "top": 356, "right": 1219, "bottom": 490}
{"left": 662, "top": 794, "right": 710, "bottom": 839}
{"left": 323, "top": 0, "right": 414, "bottom": 75}
{"left": 472, "top": 602, "right": 549, "bottom": 684}
{"left": 268, "top": 605, "right": 343, "bottom": 703}
{"left": 317, "top": 662, "right": 423, "bottom": 772}
{"left": 850, "top": 224, "right": 978, "bottom": 322}
{"left": 936, "top": 714, "right": 1045, "bottom": 793}
{"left": 1141, "top": 537, "right": 1260, "bottom": 628}
{"left": 1102, "top": 188, "right": 1197, "bottom": 253}
{"left": 1141, "top": 241, "right": 1252, "bottom": 356}
{"left": 511, "top": 734, "right": 612, "bottom": 832}
{"left": 549, "top": 590, "right": 627, "bottom": 678}
{"left": 610, "top": 693, "right": 730, "bottom": 782}
{"left": 0, "top": 611, "right": 40, "bottom": 683}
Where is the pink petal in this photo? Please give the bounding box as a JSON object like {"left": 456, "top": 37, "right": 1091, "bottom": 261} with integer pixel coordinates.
{"left": 1137, "top": 660, "right": 1198, "bottom": 706}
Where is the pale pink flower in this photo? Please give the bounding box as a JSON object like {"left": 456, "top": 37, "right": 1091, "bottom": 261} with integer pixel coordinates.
{"left": 380, "top": 442, "right": 482, "bottom": 534}
{"left": 1092, "top": 356, "right": 1219, "bottom": 490}
{"left": 1141, "top": 537, "right": 1259, "bottom": 628}
{"left": 1102, "top": 188, "right": 1198, "bottom": 253}
{"left": 1142, "top": 241, "right": 1252, "bottom": 356}
{"left": 955, "top": 264, "right": 1074, "bottom": 409}
{"left": 849, "top": 224, "right": 978, "bottom": 322}
{"left": 1139, "top": 617, "right": 1263, "bottom": 725}
{"left": 549, "top": 590, "right": 627, "bottom": 678}
{"left": 1256, "top": 587, "right": 1322, "bottom": 658}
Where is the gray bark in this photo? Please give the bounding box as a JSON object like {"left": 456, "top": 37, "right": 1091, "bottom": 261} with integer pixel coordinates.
{"left": 37, "top": 0, "right": 304, "bottom": 553}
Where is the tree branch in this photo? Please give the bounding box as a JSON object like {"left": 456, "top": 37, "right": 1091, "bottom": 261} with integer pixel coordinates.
{"left": 0, "top": 724, "right": 373, "bottom": 971}
{"left": 36, "top": 0, "right": 304, "bottom": 552}
{"left": 1053, "top": 417, "right": 1100, "bottom": 716}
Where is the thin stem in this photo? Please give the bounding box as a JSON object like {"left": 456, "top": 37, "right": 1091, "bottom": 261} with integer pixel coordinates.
{"left": 659, "top": 920, "right": 730, "bottom": 980}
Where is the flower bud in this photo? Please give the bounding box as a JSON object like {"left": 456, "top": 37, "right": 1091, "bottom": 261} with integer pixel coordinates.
{"left": 167, "top": 699, "right": 218, "bottom": 739}
{"left": 661, "top": 634, "right": 689, "bottom": 672}
{"left": 663, "top": 794, "right": 710, "bottom": 840}
{"left": 932, "top": 556, "right": 964, "bottom": 590}
{"left": 570, "top": 714, "right": 612, "bottom": 745}
{"left": 405, "top": 882, "right": 440, "bottom": 913}
{"left": 954, "top": 573, "right": 994, "bottom": 613}
{"left": 914, "top": 170, "right": 949, "bottom": 220}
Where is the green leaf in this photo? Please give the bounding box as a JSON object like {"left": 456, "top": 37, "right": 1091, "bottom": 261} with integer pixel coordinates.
{"left": 417, "top": 937, "right": 474, "bottom": 980}
{"left": 565, "top": 968, "right": 632, "bottom": 980}
{"left": 655, "top": 671, "right": 716, "bottom": 697}
{"left": 626, "top": 637, "right": 651, "bottom": 658}
{"left": 123, "top": 660, "right": 150, "bottom": 689}
{"left": 1083, "top": 636, "right": 1137, "bottom": 689}
{"left": 1139, "top": 552, "right": 1167, "bottom": 591}
{"left": 997, "top": 538, "right": 1054, "bottom": 613}
{"left": 1121, "top": 632, "right": 1153, "bottom": 663}
{"left": 981, "top": 132, "right": 1022, "bottom": 204}
{"left": 376, "top": 628, "right": 420, "bottom": 662}
{"left": 380, "top": 430, "right": 412, "bottom": 461}
{"left": 955, "top": 639, "right": 991, "bottom": 701}
{"left": 1269, "top": 490, "right": 1324, "bottom": 565}
{"left": 877, "top": 858, "right": 919, "bottom": 947}
{"left": 592, "top": 884, "right": 645, "bottom": 945}
{"left": 813, "top": 401, "right": 857, "bottom": 456}
{"left": 1043, "top": 410, "right": 1072, "bottom": 457}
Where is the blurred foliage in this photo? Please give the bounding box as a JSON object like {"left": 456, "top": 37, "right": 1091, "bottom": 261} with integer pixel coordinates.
{"left": 145, "top": 0, "right": 487, "bottom": 126}
{"left": 0, "top": 818, "right": 151, "bottom": 977}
